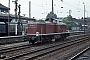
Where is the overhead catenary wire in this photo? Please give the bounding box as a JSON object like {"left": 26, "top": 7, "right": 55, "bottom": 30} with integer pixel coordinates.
{"left": 13, "top": 0, "right": 90, "bottom": 18}
{"left": 18, "top": 0, "right": 85, "bottom": 13}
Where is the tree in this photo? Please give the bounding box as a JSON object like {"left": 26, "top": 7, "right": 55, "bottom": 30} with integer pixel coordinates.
{"left": 63, "top": 15, "right": 76, "bottom": 30}
{"left": 46, "top": 11, "right": 57, "bottom": 19}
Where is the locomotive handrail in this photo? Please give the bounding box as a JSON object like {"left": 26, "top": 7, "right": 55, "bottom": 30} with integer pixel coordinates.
{"left": 26, "top": 32, "right": 68, "bottom": 36}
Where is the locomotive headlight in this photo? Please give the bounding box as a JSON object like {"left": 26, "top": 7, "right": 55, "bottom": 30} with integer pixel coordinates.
{"left": 36, "top": 32, "right": 39, "bottom": 36}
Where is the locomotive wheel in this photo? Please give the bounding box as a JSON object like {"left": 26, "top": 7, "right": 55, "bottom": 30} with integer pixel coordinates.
{"left": 32, "top": 42, "right": 35, "bottom": 44}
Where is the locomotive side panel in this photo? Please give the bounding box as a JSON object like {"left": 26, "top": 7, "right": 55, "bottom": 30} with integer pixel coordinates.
{"left": 56, "top": 24, "right": 66, "bottom": 33}
{"left": 46, "top": 23, "right": 56, "bottom": 34}
{"left": 27, "top": 24, "right": 37, "bottom": 34}
{"left": 55, "top": 24, "right": 58, "bottom": 33}
{"left": 27, "top": 23, "right": 46, "bottom": 34}
{"left": 60, "top": 25, "right": 66, "bottom": 32}
{"left": 37, "top": 24, "right": 46, "bottom": 34}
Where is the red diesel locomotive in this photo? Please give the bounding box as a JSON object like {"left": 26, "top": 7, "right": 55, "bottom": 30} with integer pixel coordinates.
{"left": 26, "top": 19, "right": 69, "bottom": 44}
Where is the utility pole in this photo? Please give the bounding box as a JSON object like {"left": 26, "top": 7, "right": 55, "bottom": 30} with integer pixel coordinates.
{"left": 52, "top": 0, "right": 54, "bottom": 13}
{"left": 18, "top": 4, "right": 21, "bottom": 35}
{"left": 12, "top": 0, "right": 18, "bottom": 35}
{"left": 69, "top": 10, "right": 72, "bottom": 16}
{"left": 83, "top": 2, "right": 85, "bottom": 34}
{"left": 29, "top": 1, "right": 31, "bottom": 18}
{"left": 8, "top": 0, "right": 10, "bottom": 36}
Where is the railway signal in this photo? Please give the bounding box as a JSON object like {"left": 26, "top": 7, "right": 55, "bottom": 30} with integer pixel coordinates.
{"left": 18, "top": 4, "right": 21, "bottom": 35}
{"left": 61, "top": 0, "right": 63, "bottom": 2}
{"left": 12, "top": 0, "right": 18, "bottom": 35}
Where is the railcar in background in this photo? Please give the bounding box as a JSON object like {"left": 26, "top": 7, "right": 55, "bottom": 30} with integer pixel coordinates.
{"left": 81, "top": 25, "right": 88, "bottom": 31}
{"left": 9, "top": 22, "right": 27, "bottom": 36}
{"left": 0, "top": 22, "right": 8, "bottom": 36}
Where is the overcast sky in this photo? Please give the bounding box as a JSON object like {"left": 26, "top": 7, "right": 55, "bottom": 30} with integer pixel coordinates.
{"left": 0, "top": 0, "right": 90, "bottom": 19}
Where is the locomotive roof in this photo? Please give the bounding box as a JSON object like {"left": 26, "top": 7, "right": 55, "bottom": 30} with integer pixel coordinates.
{"left": 28, "top": 22, "right": 46, "bottom": 24}
{"left": 28, "top": 22, "right": 66, "bottom": 25}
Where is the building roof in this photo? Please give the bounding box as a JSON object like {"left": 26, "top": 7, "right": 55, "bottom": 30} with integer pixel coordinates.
{"left": 0, "top": 14, "right": 35, "bottom": 22}
{"left": 0, "top": 3, "right": 10, "bottom": 12}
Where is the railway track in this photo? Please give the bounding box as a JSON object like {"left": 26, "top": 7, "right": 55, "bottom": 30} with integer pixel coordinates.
{"left": 16, "top": 40, "right": 87, "bottom": 60}
{"left": 0, "top": 41, "right": 66, "bottom": 55}
{"left": 0, "top": 44, "right": 30, "bottom": 54}
{"left": 31, "top": 35, "right": 90, "bottom": 60}
{"left": 44, "top": 38, "right": 90, "bottom": 60}
{"left": 15, "top": 36, "right": 89, "bottom": 60}
{"left": 0, "top": 34, "right": 89, "bottom": 60}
